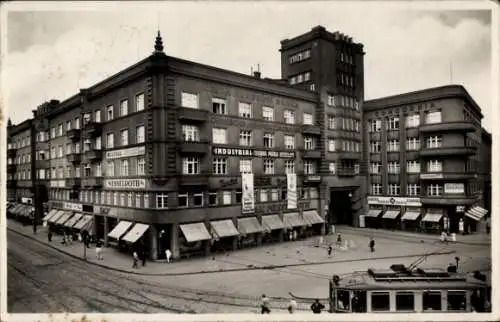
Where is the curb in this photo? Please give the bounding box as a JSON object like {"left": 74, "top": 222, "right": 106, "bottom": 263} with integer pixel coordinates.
{"left": 8, "top": 227, "right": 457, "bottom": 277}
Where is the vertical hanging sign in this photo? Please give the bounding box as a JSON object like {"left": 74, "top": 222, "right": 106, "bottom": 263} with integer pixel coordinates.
{"left": 241, "top": 173, "right": 255, "bottom": 213}
{"left": 287, "top": 173, "right": 297, "bottom": 209}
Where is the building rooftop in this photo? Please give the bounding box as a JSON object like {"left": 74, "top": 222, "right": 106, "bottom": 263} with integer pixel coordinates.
{"left": 280, "top": 25, "right": 364, "bottom": 52}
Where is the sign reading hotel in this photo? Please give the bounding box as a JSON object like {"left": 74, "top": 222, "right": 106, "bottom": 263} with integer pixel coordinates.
{"left": 241, "top": 173, "right": 255, "bottom": 213}
{"left": 105, "top": 146, "right": 145, "bottom": 160}
{"left": 367, "top": 196, "right": 422, "bottom": 207}
{"left": 287, "top": 173, "right": 297, "bottom": 209}
{"left": 104, "top": 179, "right": 146, "bottom": 190}
{"left": 62, "top": 202, "right": 83, "bottom": 212}
{"left": 213, "top": 147, "right": 295, "bottom": 159}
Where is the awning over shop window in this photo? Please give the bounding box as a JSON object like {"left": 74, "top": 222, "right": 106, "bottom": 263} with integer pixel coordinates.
{"left": 401, "top": 211, "right": 421, "bottom": 221}
{"left": 25, "top": 206, "right": 35, "bottom": 217}
{"left": 382, "top": 210, "right": 400, "bottom": 219}
{"left": 43, "top": 209, "right": 58, "bottom": 221}
{"left": 122, "top": 223, "right": 150, "bottom": 244}
{"left": 9, "top": 204, "right": 21, "bottom": 214}
{"left": 465, "top": 206, "right": 488, "bottom": 221}
{"left": 283, "top": 212, "right": 307, "bottom": 229}
{"left": 365, "top": 209, "right": 382, "bottom": 218}
{"left": 180, "top": 222, "right": 211, "bottom": 243}
{"left": 108, "top": 220, "right": 134, "bottom": 239}
{"left": 17, "top": 206, "right": 28, "bottom": 217}
{"left": 237, "top": 217, "right": 265, "bottom": 235}
{"left": 64, "top": 213, "right": 83, "bottom": 228}
{"left": 261, "top": 215, "right": 285, "bottom": 232}
{"left": 55, "top": 212, "right": 72, "bottom": 225}
{"left": 210, "top": 219, "right": 240, "bottom": 239}
{"left": 302, "top": 210, "right": 325, "bottom": 225}
{"left": 422, "top": 213, "right": 443, "bottom": 223}
{"left": 73, "top": 215, "right": 93, "bottom": 231}
{"left": 47, "top": 210, "right": 65, "bottom": 223}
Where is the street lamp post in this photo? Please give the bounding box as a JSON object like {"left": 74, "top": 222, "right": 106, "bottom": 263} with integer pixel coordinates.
{"left": 455, "top": 256, "right": 460, "bottom": 271}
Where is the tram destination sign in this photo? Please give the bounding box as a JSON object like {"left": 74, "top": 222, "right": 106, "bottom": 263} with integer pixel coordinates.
{"left": 213, "top": 147, "right": 295, "bottom": 159}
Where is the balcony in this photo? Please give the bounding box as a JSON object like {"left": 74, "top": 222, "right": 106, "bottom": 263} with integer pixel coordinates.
{"left": 82, "top": 177, "right": 103, "bottom": 188}
{"left": 302, "top": 174, "right": 322, "bottom": 183}
{"left": 35, "top": 159, "right": 50, "bottom": 169}
{"left": 36, "top": 141, "right": 49, "bottom": 150}
{"left": 65, "top": 178, "right": 82, "bottom": 188}
{"left": 177, "top": 140, "right": 210, "bottom": 154}
{"left": 7, "top": 180, "right": 17, "bottom": 189}
{"left": 178, "top": 173, "right": 210, "bottom": 186}
{"left": 336, "top": 167, "right": 358, "bottom": 177}
{"left": 419, "top": 172, "right": 477, "bottom": 181}
{"left": 337, "top": 152, "right": 362, "bottom": 160}
{"left": 420, "top": 121, "right": 476, "bottom": 133}
{"left": 178, "top": 107, "right": 210, "bottom": 123}
{"left": 84, "top": 122, "right": 102, "bottom": 137}
{"left": 7, "top": 148, "right": 16, "bottom": 158}
{"left": 66, "top": 128, "right": 82, "bottom": 141}
{"left": 421, "top": 195, "right": 476, "bottom": 206}
{"left": 300, "top": 124, "right": 321, "bottom": 135}
{"left": 419, "top": 146, "right": 477, "bottom": 157}
{"left": 7, "top": 164, "right": 16, "bottom": 173}
{"left": 83, "top": 149, "right": 103, "bottom": 161}
{"left": 301, "top": 150, "right": 322, "bottom": 159}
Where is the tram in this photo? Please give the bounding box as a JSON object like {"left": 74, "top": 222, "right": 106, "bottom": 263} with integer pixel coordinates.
{"left": 328, "top": 263, "right": 491, "bottom": 313}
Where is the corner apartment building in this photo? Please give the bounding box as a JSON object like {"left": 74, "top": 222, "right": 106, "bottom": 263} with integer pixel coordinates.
{"left": 7, "top": 119, "right": 34, "bottom": 203}
{"left": 363, "top": 85, "right": 491, "bottom": 234}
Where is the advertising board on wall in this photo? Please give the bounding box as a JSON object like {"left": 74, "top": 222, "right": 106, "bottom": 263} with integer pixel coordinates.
{"left": 367, "top": 196, "right": 422, "bottom": 207}
{"left": 241, "top": 173, "right": 255, "bottom": 213}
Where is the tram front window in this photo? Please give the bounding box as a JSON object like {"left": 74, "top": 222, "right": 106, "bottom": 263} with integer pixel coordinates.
{"left": 423, "top": 291, "right": 442, "bottom": 311}
{"left": 371, "top": 292, "right": 390, "bottom": 312}
{"left": 337, "top": 290, "right": 350, "bottom": 311}
{"left": 447, "top": 291, "right": 467, "bottom": 311}
{"left": 396, "top": 292, "right": 415, "bottom": 312}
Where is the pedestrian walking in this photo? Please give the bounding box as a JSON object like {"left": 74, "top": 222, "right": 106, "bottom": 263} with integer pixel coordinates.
{"left": 61, "top": 235, "right": 67, "bottom": 246}
{"left": 440, "top": 231, "right": 448, "bottom": 243}
{"left": 287, "top": 298, "right": 297, "bottom": 314}
{"left": 165, "top": 249, "right": 172, "bottom": 263}
{"left": 132, "top": 251, "right": 139, "bottom": 269}
{"left": 95, "top": 240, "right": 103, "bottom": 260}
{"left": 48, "top": 230, "right": 53, "bottom": 242}
{"left": 310, "top": 299, "right": 325, "bottom": 314}
{"left": 141, "top": 250, "right": 147, "bottom": 266}
{"left": 260, "top": 294, "right": 271, "bottom": 314}
{"left": 336, "top": 233, "right": 342, "bottom": 246}
{"left": 369, "top": 238, "right": 375, "bottom": 252}
{"left": 327, "top": 245, "right": 333, "bottom": 257}
{"left": 288, "top": 230, "right": 293, "bottom": 241}
{"left": 292, "top": 230, "right": 297, "bottom": 241}
{"left": 459, "top": 218, "right": 465, "bottom": 235}
{"left": 67, "top": 230, "right": 73, "bottom": 245}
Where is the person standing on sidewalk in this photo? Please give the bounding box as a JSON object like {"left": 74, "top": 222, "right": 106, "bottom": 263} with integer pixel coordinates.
{"left": 369, "top": 238, "right": 375, "bottom": 252}
{"left": 132, "top": 251, "right": 139, "bottom": 269}
{"left": 95, "top": 239, "right": 103, "bottom": 260}
{"left": 336, "top": 234, "right": 342, "bottom": 247}
{"left": 48, "top": 229, "right": 53, "bottom": 242}
{"left": 165, "top": 249, "right": 172, "bottom": 263}
{"left": 459, "top": 218, "right": 465, "bottom": 235}
{"left": 141, "top": 249, "right": 147, "bottom": 266}
{"left": 327, "top": 245, "right": 333, "bottom": 257}
{"left": 260, "top": 294, "right": 271, "bottom": 314}
{"left": 310, "top": 299, "right": 325, "bottom": 314}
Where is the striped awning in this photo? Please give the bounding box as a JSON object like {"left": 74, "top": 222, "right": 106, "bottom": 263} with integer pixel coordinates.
{"left": 122, "top": 223, "right": 150, "bottom": 244}
{"left": 73, "top": 215, "right": 93, "bottom": 231}
{"left": 11, "top": 204, "right": 25, "bottom": 215}
{"left": 283, "top": 212, "right": 307, "bottom": 228}
{"left": 55, "top": 212, "right": 72, "bottom": 225}
{"left": 180, "top": 222, "right": 211, "bottom": 243}
{"left": 422, "top": 213, "right": 443, "bottom": 223}
{"left": 108, "top": 220, "right": 134, "bottom": 239}
{"left": 47, "top": 210, "right": 65, "bottom": 223}
{"left": 64, "top": 213, "right": 84, "bottom": 228}
{"left": 237, "top": 217, "right": 265, "bottom": 235}
{"left": 42, "top": 209, "right": 58, "bottom": 222}
{"left": 465, "top": 206, "right": 488, "bottom": 221}
{"left": 261, "top": 215, "right": 285, "bottom": 232}
{"left": 302, "top": 210, "right": 325, "bottom": 225}
{"left": 382, "top": 210, "right": 400, "bottom": 219}
{"left": 401, "top": 211, "right": 421, "bottom": 221}
{"left": 366, "top": 209, "right": 382, "bottom": 218}
{"left": 210, "top": 219, "right": 240, "bottom": 238}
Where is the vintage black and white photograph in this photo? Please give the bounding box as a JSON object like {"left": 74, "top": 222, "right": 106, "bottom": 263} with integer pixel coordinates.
{"left": 1, "top": 0, "right": 497, "bottom": 319}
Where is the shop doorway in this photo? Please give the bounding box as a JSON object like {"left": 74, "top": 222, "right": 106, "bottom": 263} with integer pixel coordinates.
{"left": 329, "top": 190, "right": 353, "bottom": 226}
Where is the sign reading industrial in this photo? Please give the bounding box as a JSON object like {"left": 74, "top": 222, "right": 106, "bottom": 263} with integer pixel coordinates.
{"left": 367, "top": 196, "right": 422, "bottom": 207}
{"left": 62, "top": 202, "right": 83, "bottom": 212}
{"left": 104, "top": 179, "right": 146, "bottom": 189}
{"left": 213, "top": 147, "right": 295, "bottom": 158}
{"left": 105, "top": 146, "right": 145, "bottom": 160}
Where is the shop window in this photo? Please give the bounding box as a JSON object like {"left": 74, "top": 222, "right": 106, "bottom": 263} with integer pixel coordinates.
{"left": 193, "top": 193, "right": 203, "bottom": 206}
{"left": 236, "top": 189, "right": 242, "bottom": 203}
{"left": 337, "top": 290, "right": 351, "bottom": 310}
{"left": 260, "top": 189, "right": 268, "bottom": 202}
{"left": 222, "top": 191, "right": 232, "bottom": 205}
{"left": 271, "top": 189, "right": 279, "bottom": 201}
{"left": 396, "top": 292, "right": 415, "bottom": 311}
{"left": 447, "top": 291, "right": 467, "bottom": 311}
{"left": 422, "top": 291, "right": 442, "bottom": 311}
{"left": 208, "top": 192, "right": 217, "bottom": 206}
{"left": 371, "top": 292, "right": 390, "bottom": 311}
{"left": 178, "top": 193, "right": 188, "bottom": 207}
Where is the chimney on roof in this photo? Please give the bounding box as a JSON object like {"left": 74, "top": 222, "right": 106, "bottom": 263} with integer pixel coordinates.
{"left": 253, "top": 64, "right": 261, "bottom": 79}
{"left": 154, "top": 30, "right": 165, "bottom": 54}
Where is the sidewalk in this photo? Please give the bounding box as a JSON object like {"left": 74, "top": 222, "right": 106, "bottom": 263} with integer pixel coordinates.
{"left": 8, "top": 219, "right": 459, "bottom": 277}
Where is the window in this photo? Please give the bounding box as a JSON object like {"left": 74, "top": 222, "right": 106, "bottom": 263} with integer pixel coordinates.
{"left": 304, "top": 161, "right": 316, "bottom": 175}
{"left": 388, "top": 117, "right": 400, "bottom": 130}
{"left": 156, "top": 193, "right": 168, "bottom": 209}
{"left": 212, "top": 128, "right": 227, "bottom": 144}
{"left": 238, "top": 102, "right": 252, "bottom": 118}
{"left": 328, "top": 116, "right": 336, "bottom": 129}
{"left": 239, "top": 159, "right": 252, "bottom": 173}
{"left": 236, "top": 189, "right": 242, "bottom": 203}
{"left": 212, "top": 98, "right": 227, "bottom": 114}
{"left": 447, "top": 291, "right": 466, "bottom": 311}
{"left": 263, "top": 133, "right": 274, "bottom": 148}
{"left": 427, "top": 184, "right": 444, "bottom": 196}
{"left": 93, "top": 110, "right": 101, "bottom": 123}
{"left": 371, "top": 292, "right": 390, "bottom": 311}
{"left": 106, "top": 105, "right": 114, "bottom": 120}
{"left": 407, "top": 184, "right": 420, "bottom": 196}
{"left": 427, "top": 160, "right": 442, "bottom": 172}
{"left": 58, "top": 145, "right": 63, "bottom": 158}
{"left": 121, "top": 160, "right": 129, "bottom": 176}
{"left": 75, "top": 117, "right": 80, "bottom": 129}
{"left": 136, "top": 125, "right": 145, "bottom": 143}
{"left": 181, "top": 92, "right": 198, "bottom": 109}
{"left": 57, "top": 124, "right": 63, "bottom": 136}
{"left": 328, "top": 139, "right": 337, "bottom": 152}
{"left": 407, "top": 161, "right": 420, "bottom": 173}
{"left": 369, "top": 119, "right": 381, "bottom": 132}
{"left": 304, "top": 137, "right": 315, "bottom": 150}
{"left": 239, "top": 130, "right": 252, "bottom": 146}
{"left": 144, "top": 194, "right": 149, "bottom": 208}
{"left": 263, "top": 159, "right": 274, "bottom": 174}
{"left": 208, "top": 192, "right": 218, "bottom": 206}
{"left": 426, "top": 136, "right": 442, "bottom": 148}
{"left": 127, "top": 193, "right": 132, "bottom": 207}
{"left": 289, "top": 49, "right": 311, "bottom": 64}
{"left": 83, "top": 113, "right": 91, "bottom": 125}
{"left": 370, "top": 162, "right": 382, "bottom": 174}
{"left": 213, "top": 158, "right": 227, "bottom": 175}
{"left": 422, "top": 291, "right": 442, "bottom": 311}
{"left": 66, "top": 121, "right": 72, "bottom": 131}
{"left": 370, "top": 141, "right": 381, "bottom": 153}
{"left": 387, "top": 140, "right": 400, "bottom": 152}
{"left": 135, "top": 93, "right": 145, "bottom": 111}
{"left": 65, "top": 144, "right": 72, "bottom": 155}
{"left": 329, "top": 162, "right": 336, "bottom": 174}
{"left": 310, "top": 83, "right": 315, "bottom": 91}
{"left": 405, "top": 114, "right": 420, "bottom": 128}
{"left": 182, "top": 157, "right": 200, "bottom": 174}
{"left": 337, "top": 290, "right": 351, "bottom": 311}
{"left": 284, "top": 135, "right": 295, "bottom": 149}
{"left": 182, "top": 125, "right": 200, "bottom": 142}
{"left": 444, "top": 183, "right": 464, "bottom": 194}
{"left": 222, "top": 191, "right": 231, "bottom": 205}
{"left": 388, "top": 184, "right": 400, "bottom": 195}
{"left": 260, "top": 189, "right": 268, "bottom": 202}
{"left": 136, "top": 157, "right": 145, "bottom": 175}
{"left": 193, "top": 193, "right": 203, "bottom": 206}
{"left": 284, "top": 160, "right": 295, "bottom": 173}
{"left": 271, "top": 189, "right": 279, "bottom": 201}
{"left": 120, "top": 193, "right": 126, "bottom": 206}
{"left": 396, "top": 292, "right": 415, "bottom": 311}
{"left": 372, "top": 184, "right": 383, "bottom": 195}
{"left": 262, "top": 106, "right": 274, "bottom": 121}
{"left": 303, "top": 113, "right": 313, "bottom": 125}
{"left": 135, "top": 194, "right": 141, "bottom": 207}
{"left": 120, "top": 129, "right": 128, "bottom": 146}
{"left": 406, "top": 138, "right": 420, "bottom": 151}
{"left": 120, "top": 99, "right": 128, "bottom": 117}
{"left": 284, "top": 110, "right": 295, "bottom": 124}
{"left": 327, "top": 94, "right": 336, "bottom": 106}
{"left": 388, "top": 162, "right": 400, "bottom": 174}
{"left": 107, "top": 133, "right": 114, "bottom": 149}
{"left": 425, "top": 111, "right": 442, "bottom": 124}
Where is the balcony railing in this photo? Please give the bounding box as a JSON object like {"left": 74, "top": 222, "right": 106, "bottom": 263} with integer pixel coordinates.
{"left": 337, "top": 152, "right": 362, "bottom": 160}
{"left": 67, "top": 152, "right": 82, "bottom": 164}
{"left": 66, "top": 128, "right": 82, "bottom": 141}
{"left": 419, "top": 172, "right": 477, "bottom": 180}
{"left": 177, "top": 140, "right": 210, "bottom": 154}
{"left": 336, "top": 167, "right": 358, "bottom": 177}
{"left": 178, "top": 107, "right": 210, "bottom": 123}
{"left": 300, "top": 124, "right": 321, "bottom": 135}
{"left": 83, "top": 149, "right": 103, "bottom": 161}
{"left": 65, "top": 178, "right": 82, "bottom": 188}
{"left": 84, "top": 122, "right": 102, "bottom": 137}
{"left": 419, "top": 121, "right": 476, "bottom": 133}
{"left": 301, "top": 150, "right": 321, "bottom": 159}
{"left": 420, "top": 195, "right": 475, "bottom": 205}
{"left": 178, "top": 172, "right": 210, "bottom": 186}
{"left": 82, "top": 177, "right": 103, "bottom": 188}
{"left": 35, "top": 159, "right": 50, "bottom": 169}
{"left": 419, "top": 146, "right": 477, "bottom": 157}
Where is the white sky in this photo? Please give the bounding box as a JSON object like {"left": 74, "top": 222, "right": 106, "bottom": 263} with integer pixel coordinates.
{"left": 1, "top": 1, "right": 494, "bottom": 132}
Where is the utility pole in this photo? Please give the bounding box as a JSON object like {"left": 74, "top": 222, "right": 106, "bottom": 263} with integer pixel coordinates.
{"left": 31, "top": 111, "right": 38, "bottom": 235}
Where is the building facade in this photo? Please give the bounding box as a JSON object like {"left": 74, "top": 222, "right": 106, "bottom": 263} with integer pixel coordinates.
{"left": 7, "top": 119, "right": 34, "bottom": 204}
{"left": 363, "top": 85, "right": 491, "bottom": 234}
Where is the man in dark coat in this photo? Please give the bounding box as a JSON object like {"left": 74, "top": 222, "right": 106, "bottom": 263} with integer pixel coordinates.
{"left": 311, "top": 299, "right": 325, "bottom": 313}
{"left": 369, "top": 238, "right": 375, "bottom": 252}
